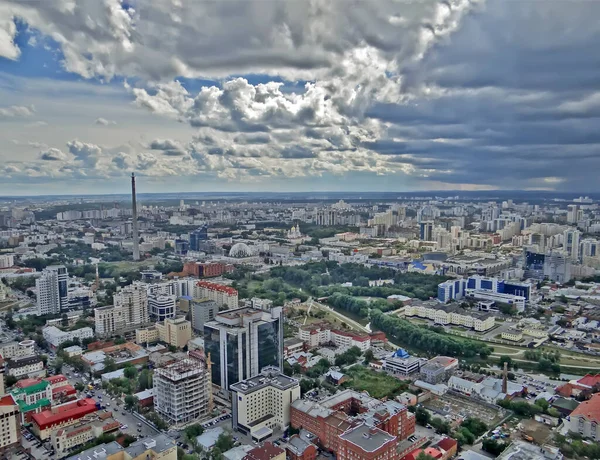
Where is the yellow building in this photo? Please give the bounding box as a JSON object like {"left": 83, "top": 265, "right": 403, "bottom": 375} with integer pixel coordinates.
{"left": 501, "top": 328, "right": 524, "bottom": 342}
{"left": 135, "top": 317, "right": 192, "bottom": 349}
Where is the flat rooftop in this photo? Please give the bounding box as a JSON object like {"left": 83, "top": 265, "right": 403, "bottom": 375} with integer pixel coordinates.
{"left": 339, "top": 424, "right": 395, "bottom": 453}
{"left": 230, "top": 368, "right": 298, "bottom": 394}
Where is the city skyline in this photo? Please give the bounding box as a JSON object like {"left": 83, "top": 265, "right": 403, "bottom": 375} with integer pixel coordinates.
{"left": 2, "top": 1, "right": 600, "bottom": 194}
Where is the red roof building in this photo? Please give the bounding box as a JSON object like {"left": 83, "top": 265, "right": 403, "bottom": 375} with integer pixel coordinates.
{"left": 196, "top": 281, "right": 238, "bottom": 296}
{"left": 31, "top": 398, "right": 98, "bottom": 440}
{"left": 244, "top": 442, "right": 286, "bottom": 460}
{"left": 577, "top": 374, "right": 600, "bottom": 388}
{"left": 565, "top": 393, "right": 600, "bottom": 440}
{"left": 44, "top": 375, "right": 69, "bottom": 389}
{"left": 15, "top": 378, "right": 41, "bottom": 389}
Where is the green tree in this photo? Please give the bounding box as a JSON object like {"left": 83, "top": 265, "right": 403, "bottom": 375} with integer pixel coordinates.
{"left": 124, "top": 395, "right": 139, "bottom": 411}
{"left": 415, "top": 406, "right": 431, "bottom": 426}
{"left": 214, "top": 433, "right": 234, "bottom": 452}
{"left": 210, "top": 447, "right": 223, "bottom": 460}
{"left": 75, "top": 382, "right": 85, "bottom": 392}
{"left": 124, "top": 366, "right": 138, "bottom": 380}
{"left": 103, "top": 357, "right": 117, "bottom": 373}
{"left": 482, "top": 438, "right": 509, "bottom": 456}
{"left": 363, "top": 349, "right": 375, "bottom": 363}
{"left": 61, "top": 313, "right": 69, "bottom": 327}
{"left": 5, "top": 375, "right": 17, "bottom": 387}
{"left": 137, "top": 369, "right": 153, "bottom": 391}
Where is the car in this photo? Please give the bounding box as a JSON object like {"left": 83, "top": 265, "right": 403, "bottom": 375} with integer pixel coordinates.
{"left": 137, "top": 423, "right": 142, "bottom": 427}
{"left": 120, "top": 425, "right": 128, "bottom": 430}
{"left": 138, "top": 428, "right": 142, "bottom": 432}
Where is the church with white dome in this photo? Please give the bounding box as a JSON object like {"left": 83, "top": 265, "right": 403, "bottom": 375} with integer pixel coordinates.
{"left": 286, "top": 223, "right": 306, "bottom": 243}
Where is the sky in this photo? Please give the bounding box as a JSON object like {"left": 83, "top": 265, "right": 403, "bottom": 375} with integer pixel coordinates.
{"left": 1, "top": 0, "right": 600, "bottom": 196}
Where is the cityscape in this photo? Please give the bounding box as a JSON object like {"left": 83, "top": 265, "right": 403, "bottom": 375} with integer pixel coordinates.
{"left": 0, "top": 185, "right": 600, "bottom": 460}
{"left": 2, "top": 2, "right": 600, "bottom": 460}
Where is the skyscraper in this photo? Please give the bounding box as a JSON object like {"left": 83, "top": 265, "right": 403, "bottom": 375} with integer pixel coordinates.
{"left": 563, "top": 228, "right": 581, "bottom": 261}
{"left": 204, "top": 305, "right": 283, "bottom": 395}
{"left": 36, "top": 265, "right": 68, "bottom": 315}
{"left": 419, "top": 221, "right": 434, "bottom": 241}
{"left": 113, "top": 283, "right": 149, "bottom": 327}
{"left": 189, "top": 225, "right": 208, "bottom": 252}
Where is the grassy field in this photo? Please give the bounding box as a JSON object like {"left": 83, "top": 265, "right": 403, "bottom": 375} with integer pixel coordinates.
{"left": 343, "top": 366, "right": 408, "bottom": 399}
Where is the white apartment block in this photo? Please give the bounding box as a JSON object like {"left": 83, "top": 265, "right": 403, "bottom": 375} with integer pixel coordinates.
{"left": 230, "top": 367, "right": 300, "bottom": 442}
{"left": 42, "top": 326, "right": 93, "bottom": 349}
{"left": 153, "top": 358, "right": 212, "bottom": 424}
{"left": 0, "top": 340, "right": 35, "bottom": 360}
{"left": 95, "top": 283, "right": 150, "bottom": 337}
{"left": 94, "top": 305, "right": 125, "bottom": 337}
{"left": 114, "top": 283, "right": 149, "bottom": 326}
{"left": 6, "top": 356, "right": 45, "bottom": 378}
{"left": 0, "top": 254, "right": 14, "bottom": 268}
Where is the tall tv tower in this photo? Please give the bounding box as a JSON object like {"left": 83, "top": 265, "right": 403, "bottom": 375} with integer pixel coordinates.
{"left": 131, "top": 173, "right": 140, "bottom": 261}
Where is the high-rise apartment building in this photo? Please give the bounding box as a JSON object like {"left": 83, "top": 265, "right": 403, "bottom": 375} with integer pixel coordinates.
{"left": 36, "top": 265, "right": 69, "bottom": 316}
{"left": 231, "top": 367, "right": 300, "bottom": 442}
{"left": 190, "top": 298, "right": 218, "bottom": 332}
{"left": 564, "top": 228, "right": 581, "bottom": 261}
{"left": 204, "top": 305, "right": 283, "bottom": 394}
{"left": 153, "top": 357, "right": 212, "bottom": 424}
{"left": 567, "top": 204, "right": 583, "bottom": 224}
{"left": 193, "top": 281, "right": 238, "bottom": 309}
{"left": 148, "top": 294, "right": 176, "bottom": 322}
{"left": 315, "top": 209, "right": 338, "bottom": 226}
{"left": 114, "top": 283, "right": 149, "bottom": 327}
{"left": 544, "top": 250, "right": 571, "bottom": 283}
{"left": 94, "top": 283, "right": 149, "bottom": 337}
{"left": 0, "top": 254, "right": 14, "bottom": 269}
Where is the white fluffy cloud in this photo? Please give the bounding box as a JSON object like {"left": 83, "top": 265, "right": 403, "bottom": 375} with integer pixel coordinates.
{"left": 0, "top": 105, "right": 35, "bottom": 117}
{"left": 1, "top": 0, "right": 480, "bottom": 81}
{"left": 95, "top": 117, "right": 116, "bottom": 125}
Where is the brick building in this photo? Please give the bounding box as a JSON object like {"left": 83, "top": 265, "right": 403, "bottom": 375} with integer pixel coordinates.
{"left": 183, "top": 262, "right": 234, "bottom": 278}
{"left": 290, "top": 389, "right": 415, "bottom": 459}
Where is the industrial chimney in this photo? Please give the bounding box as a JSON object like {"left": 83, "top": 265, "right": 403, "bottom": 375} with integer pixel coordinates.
{"left": 502, "top": 361, "right": 508, "bottom": 394}
{"left": 131, "top": 173, "right": 140, "bottom": 261}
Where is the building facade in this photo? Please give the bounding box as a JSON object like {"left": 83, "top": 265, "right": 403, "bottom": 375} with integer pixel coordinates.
{"left": 148, "top": 294, "right": 176, "bottom": 322}
{"left": 36, "top": 265, "right": 69, "bottom": 315}
{"left": 204, "top": 306, "right": 283, "bottom": 394}
{"left": 42, "top": 326, "right": 93, "bottom": 349}
{"left": 231, "top": 367, "right": 300, "bottom": 441}
{"left": 0, "top": 395, "right": 20, "bottom": 454}
{"left": 194, "top": 281, "right": 239, "bottom": 309}
{"left": 565, "top": 393, "right": 600, "bottom": 440}
{"left": 153, "top": 358, "right": 212, "bottom": 425}
{"left": 190, "top": 298, "right": 218, "bottom": 332}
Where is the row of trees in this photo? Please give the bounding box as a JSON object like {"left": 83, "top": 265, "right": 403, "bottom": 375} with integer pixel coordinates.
{"left": 370, "top": 309, "right": 493, "bottom": 358}
{"left": 524, "top": 350, "right": 561, "bottom": 373}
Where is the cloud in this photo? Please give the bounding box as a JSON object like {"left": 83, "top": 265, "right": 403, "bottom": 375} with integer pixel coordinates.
{"left": 148, "top": 139, "right": 186, "bottom": 156}
{"left": 0, "top": 105, "right": 35, "bottom": 117}
{"left": 0, "top": 15, "right": 20, "bottom": 60}
{"left": 1, "top": 0, "right": 480, "bottom": 82}
{"left": 40, "top": 148, "right": 68, "bottom": 161}
{"left": 95, "top": 117, "right": 116, "bottom": 125}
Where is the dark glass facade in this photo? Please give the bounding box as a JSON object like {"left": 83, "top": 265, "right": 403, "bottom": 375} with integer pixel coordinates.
{"left": 204, "top": 325, "right": 222, "bottom": 386}
{"left": 189, "top": 225, "right": 209, "bottom": 251}
{"left": 257, "top": 322, "right": 279, "bottom": 371}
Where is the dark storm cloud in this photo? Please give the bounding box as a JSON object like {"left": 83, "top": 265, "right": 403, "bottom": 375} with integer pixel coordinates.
{"left": 362, "top": 0, "right": 600, "bottom": 190}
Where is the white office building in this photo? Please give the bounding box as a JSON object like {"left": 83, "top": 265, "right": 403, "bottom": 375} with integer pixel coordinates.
{"left": 36, "top": 265, "right": 69, "bottom": 316}
{"left": 230, "top": 367, "right": 300, "bottom": 442}
{"left": 42, "top": 326, "right": 94, "bottom": 349}
{"left": 148, "top": 294, "right": 176, "bottom": 322}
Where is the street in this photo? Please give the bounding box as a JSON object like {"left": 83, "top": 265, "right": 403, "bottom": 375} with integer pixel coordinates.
{"left": 62, "top": 363, "right": 160, "bottom": 440}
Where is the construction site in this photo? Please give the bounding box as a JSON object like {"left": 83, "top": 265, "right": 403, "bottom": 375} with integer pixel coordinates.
{"left": 153, "top": 356, "right": 213, "bottom": 426}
